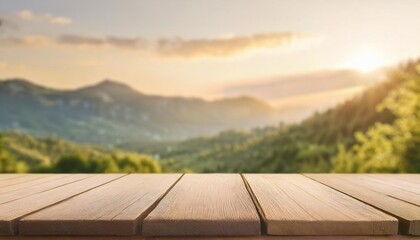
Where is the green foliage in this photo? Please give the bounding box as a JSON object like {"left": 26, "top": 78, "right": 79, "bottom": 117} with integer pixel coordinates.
{"left": 53, "top": 154, "right": 91, "bottom": 173}
{"left": 47, "top": 153, "right": 161, "bottom": 173}
{"left": 333, "top": 62, "right": 420, "bottom": 173}
{"left": 331, "top": 144, "right": 356, "bottom": 173}
{"left": 137, "top": 61, "right": 415, "bottom": 173}
{"left": 0, "top": 136, "right": 29, "bottom": 173}
{"left": 0, "top": 132, "right": 162, "bottom": 173}
{"left": 1, "top": 61, "right": 418, "bottom": 174}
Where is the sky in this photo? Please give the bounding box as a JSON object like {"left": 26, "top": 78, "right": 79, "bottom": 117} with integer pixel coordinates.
{"left": 1, "top": 0, "right": 420, "bottom": 116}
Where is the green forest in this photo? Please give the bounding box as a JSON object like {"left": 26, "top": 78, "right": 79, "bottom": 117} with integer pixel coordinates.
{"left": 0, "top": 60, "right": 419, "bottom": 173}
{"left": 0, "top": 132, "right": 161, "bottom": 173}
{"left": 136, "top": 60, "right": 420, "bottom": 173}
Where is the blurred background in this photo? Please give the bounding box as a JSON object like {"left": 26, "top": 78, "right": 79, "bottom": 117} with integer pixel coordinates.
{"left": 0, "top": 0, "right": 419, "bottom": 173}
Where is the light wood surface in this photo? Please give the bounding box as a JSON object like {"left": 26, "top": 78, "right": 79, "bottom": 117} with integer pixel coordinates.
{"left": 306, "top": 174, "right": 420, "bottom": 235}
{"left": 362, "top": 175, "right": 420, "bottom": 201}
{"left": 19, "top": 174, "right": 181, "bottom": 236}
{"left": 0, "top": 174, "right": 29, "bottom": 181}
{"left": 0, "top": 174, "right": 418, "bottom": 237}
{"left": 244, "top": 174, "right": 398, "bottom": 235}
{"left": 0, "top": 174, "right": 51, "bottom": 189}
{"left": 347, "top": 175, "right": 420, "bottom": 206}
{"left": 0, "top": 175, "right": 83, "bottom": 204}
{"left": 0, "top": 174, "right": 123, "bottom": 235}
{"left": 143, "top": 174, "right": 261, "bottom": 236}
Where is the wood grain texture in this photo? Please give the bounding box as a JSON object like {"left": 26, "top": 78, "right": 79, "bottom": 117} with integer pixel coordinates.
{"left": 0, "top": 174, "right": 51, "bottom": 189}
{"left": 244, "top": 174, "right": 397, "bottom": 236}
{"left": 0, "top": 175, "right": 77, "bottom": 204}
{"left": 353, "top": 175, "right": 420, "bottom": 206}
{"left": 306, "top": 174, "right": 420, "bottom": 236}
{"left": 0, "top": 174, "right": 28, "bottom": 181}
{"left": 19, "top": 174, "right": 181, "bottom": 236}
{"left": 143, "top": 174, "right": 261, "bottom": 236}
{"left": 0, "top": 174, "right": 123, "bottom": 235}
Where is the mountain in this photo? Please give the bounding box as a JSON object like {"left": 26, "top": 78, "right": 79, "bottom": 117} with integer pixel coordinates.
{"left": 0, "top": 79, "right": 279, "bottom": 145}
{"left": 2, "top": 61, "right": 417, "bottom": 174}
{"left": 0, "top": 131, "right": 161, "bottom": 173}
{"left": 133, "top": 63, "right": 410, "bottom": 173}
{"left": 223, "top": 69, "right": 387, "bottom": 122}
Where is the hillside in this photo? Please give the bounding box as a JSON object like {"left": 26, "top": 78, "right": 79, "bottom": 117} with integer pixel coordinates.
{"left": 0, "top": 79, "right": 278, "bottom": 145}
{"left": 0, "top": 132, "right": 161, "bottom": 173}
{"left": 1, "top": 61, "right": 417, "bottom": 174}
{"left": 134, "top": 63, "right": 415, "bottom": 173}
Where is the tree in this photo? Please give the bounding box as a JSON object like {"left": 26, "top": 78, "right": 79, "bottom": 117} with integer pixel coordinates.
{"left": 54, "top": 154, "right": 90, "bottom": 173}
{"left": 0, "top": 136, "right": 28, "bottom": 173}
{"left": 333, "top": 62, "right": 420, "bottom": 173}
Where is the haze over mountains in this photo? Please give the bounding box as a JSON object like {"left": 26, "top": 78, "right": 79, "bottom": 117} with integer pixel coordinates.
{"left": 0, "top": 69, "right": 386, "bottom": 145}
{"left": 0, "top": 79, "right": 279, "bottom": 145}
{"left": 1, "top": 60, "right": 418, "bottom": 174}
{"left": 223, "top": 69, "right": 386, "bottom": 122}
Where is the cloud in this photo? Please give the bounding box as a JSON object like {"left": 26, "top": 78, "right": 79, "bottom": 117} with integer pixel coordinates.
{"left": 223, "top": 69, "right": 384, "bottom": 100}
{"left": 0, "top": 17, "right": 19, "bottom": 31}
{"left": 221, "top": 69, "right": 385, "bottom": 122}
{"left": 0, "top": 35, "right": 53, "bottom": 47}
{"left": 274, "top": 86, "right": 367, "bottom": 123}
{"left": 0, "top": 32, "right": 319, "bottom": 58}
{"left": 57, "top": 35, "right": 145, "bottom": 49}
{"left": 57, "top": 32, "right": 317, "bottom": 57}
{"left": 16, "top": 10, "right": 72, "bottom": 25}
{"left": 0, "top": 34, "right": 143, "bottom": 49}
{"left": 155, "top": 33, "right": 318, "bottom": 58}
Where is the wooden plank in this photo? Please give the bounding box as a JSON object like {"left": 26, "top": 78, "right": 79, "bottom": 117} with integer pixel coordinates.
{"left": 244, "top": 174, "right": 397, "bottom": 235}
{"left": 19, "top": 174, "right": 182, "bottom": 236}
{"left": 0, "top": 174, "right": 86, "bottom": 204}
{"left": 0, "top": 175, "right": 72, "bottom": 194}
{"left": 0, "top": 174, "right": 28, "bottom": 181}
{"left": 0, "top": 174, "right": 124, "bottom": 235}
{"left": 0, "top": 174, "right": 51, "bottom": 189}
{"left": 376, "top": 174, "right": 420, "bottom": 184}
{"left": 363, "top": 175, "right": 420, "bottom": 196}
{"left": 306, "top": 174, "right": 420, "bottom": 235}
{"left": 346, "top": 175, "right": 420, "bottom": 206}
{"left": 142, "top": 174, "right": 260, "bottom": 236}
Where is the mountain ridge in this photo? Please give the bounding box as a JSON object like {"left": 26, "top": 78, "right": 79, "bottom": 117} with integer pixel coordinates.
{"left": 0, "top": 78, "right": 275, "bottom": 106}
{"left": 0, "top": 78, "right": 279, "bottom": 145}
{"left": 135, "top": 63, "right": 408, "bottom": 173}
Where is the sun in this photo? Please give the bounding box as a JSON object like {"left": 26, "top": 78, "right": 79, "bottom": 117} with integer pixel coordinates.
{"left": 346, "top": 50, "right": 384, "bottom": 72}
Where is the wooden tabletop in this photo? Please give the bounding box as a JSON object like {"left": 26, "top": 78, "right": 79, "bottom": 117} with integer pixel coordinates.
{"left": 0, "top": 174, "right": 419, "bottom": 238}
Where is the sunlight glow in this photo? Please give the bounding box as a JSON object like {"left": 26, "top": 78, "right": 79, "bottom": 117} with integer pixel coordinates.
{"left": 346, "top": 50, "right": 385, "bottom": 72}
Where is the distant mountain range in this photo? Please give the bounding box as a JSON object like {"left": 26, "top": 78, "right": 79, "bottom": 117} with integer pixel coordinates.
{"left": 0, "top": 79, "right": 279, "bottom": 145}
{"left": 140, "top": 67, "right": 402, "bottom": 173}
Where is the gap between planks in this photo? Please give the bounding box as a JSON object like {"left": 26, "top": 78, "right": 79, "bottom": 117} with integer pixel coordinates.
{"left": 12, "top": 174, "right": 128, "bottom": 235}
{"left": 240, "top": 173, "right": 267, "bottom": 235}
{"left": 303, "top": 174, "right": 418, "bottom": 235}
{"left": 142, "top": 174, "right": 261, "bottom": 236}
{"left": 133, "top": 173, "right": 185, "bottom": 234}
{"left": 1, "top": 175, "right": 88, "bottom": 205}
{"left": 244, "top": 174, "right": 398, "bottom": 235}
{"left": 4, "top": 174, "right": 409, "bottom": 237}
{"left": 243, "top": 174, "right": 399, "bottom": 236}
{"left": 17, "top": 174, "right": 185, "bottom": 236}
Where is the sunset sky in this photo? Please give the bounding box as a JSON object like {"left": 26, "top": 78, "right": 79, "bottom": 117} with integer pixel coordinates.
{"left": 1, "top": 0, "right": 420, "bottom": 114}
